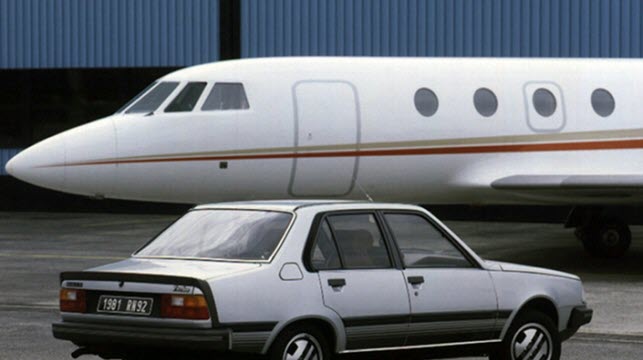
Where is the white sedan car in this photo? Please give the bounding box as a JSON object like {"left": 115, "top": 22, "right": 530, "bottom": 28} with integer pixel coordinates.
{"left": 53, "top": 201, "right": 592, "bottom": 360}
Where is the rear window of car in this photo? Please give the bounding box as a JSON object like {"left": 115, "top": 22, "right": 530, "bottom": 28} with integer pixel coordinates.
{"left": 135, "top": 210, "right": 292, "bottom": 261}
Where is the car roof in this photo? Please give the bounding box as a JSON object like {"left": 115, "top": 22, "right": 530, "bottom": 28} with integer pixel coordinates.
{"left": 193, "top": 200, "right": 424, "bottom": 213}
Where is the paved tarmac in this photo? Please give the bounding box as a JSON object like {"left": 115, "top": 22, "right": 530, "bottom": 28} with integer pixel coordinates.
{"left": 0, "top": 212, "right": 642, "bottom": 359}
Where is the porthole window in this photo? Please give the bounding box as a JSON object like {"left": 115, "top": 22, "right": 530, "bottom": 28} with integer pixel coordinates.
{"left": 532, "top": 88, "right": 557, "bottom": 117}
{"left": 591, "top": 89, "right": 615, "bottom": 117}
{"left": 414, "top": 88, "right": 439, "bottom": 117}
{"left": 473, "top": 88, "right": 498, "bottom": 117}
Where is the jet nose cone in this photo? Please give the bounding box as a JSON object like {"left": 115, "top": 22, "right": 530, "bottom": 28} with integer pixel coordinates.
{"left": 5, "top": 156, "right": 15, "bottom": 176}
{"left": 6, "top": 135, "right": 66, "bottom": 191}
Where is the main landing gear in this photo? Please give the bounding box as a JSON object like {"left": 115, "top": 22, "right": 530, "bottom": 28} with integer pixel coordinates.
{"left": 566, "top": 206, "right": 632, "bottom": 258}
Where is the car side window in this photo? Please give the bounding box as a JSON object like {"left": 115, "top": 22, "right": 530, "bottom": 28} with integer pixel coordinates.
{"left": 326, "top": 214, "right": 391, "bottom": 269}
{"left": 310, "top": 220, "right": 341, "bottom": 270}
{"left": 384, "top": 213, "right": 471, "bottom": 268}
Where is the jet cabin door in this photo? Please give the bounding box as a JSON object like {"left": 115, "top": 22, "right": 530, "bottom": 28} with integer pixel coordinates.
{"left": 290, "top": 81, "right": 359, "bottom": 197}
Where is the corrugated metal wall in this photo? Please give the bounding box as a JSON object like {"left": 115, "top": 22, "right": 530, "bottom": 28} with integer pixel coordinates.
{"left": 0, "top": 148, "right": 20, "bottom": 176}
{"left": 0, "top": 0, "right": 220, "bottom": 69}
{"left": 241, "top": 0, "right": 643, "bottom": 58}
{"left": 4, "top": 0, "right": 641, "bottom": 68}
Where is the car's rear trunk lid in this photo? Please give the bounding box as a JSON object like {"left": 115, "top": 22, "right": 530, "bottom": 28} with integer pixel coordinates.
{"left": 87, "top": 257, "right": 261, "bottom": 281}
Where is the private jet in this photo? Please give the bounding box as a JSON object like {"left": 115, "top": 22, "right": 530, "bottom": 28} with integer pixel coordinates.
{"left": 7, "top": 57, "right": 643, "bottom": 258}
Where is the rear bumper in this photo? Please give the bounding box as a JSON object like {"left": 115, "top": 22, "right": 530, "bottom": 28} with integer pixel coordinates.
{"left": 52, "top": 321, "right": 229, "bottom": 351}
{"left": 561, "top": 305, "right": 593, "bottom": 341}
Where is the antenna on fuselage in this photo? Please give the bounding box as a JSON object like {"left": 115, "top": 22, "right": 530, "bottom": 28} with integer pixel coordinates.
{"left": 354, "top": 179, "right": 374, "bottom": 202}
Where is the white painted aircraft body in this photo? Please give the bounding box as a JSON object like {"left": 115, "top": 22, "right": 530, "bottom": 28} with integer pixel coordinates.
{"left": 7, "top": 57, "right": 643, "bottom": 256}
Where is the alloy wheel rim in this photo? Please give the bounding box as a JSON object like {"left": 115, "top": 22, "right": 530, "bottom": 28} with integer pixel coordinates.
{"left": 283, "top": 333, "right": 322, "bottom": 360}
{"left": 511, "top": 323, "right": 552, "bottom": 360}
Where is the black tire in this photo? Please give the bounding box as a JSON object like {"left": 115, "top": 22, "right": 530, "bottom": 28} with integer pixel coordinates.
{"left": 576, "top": 225, "right": 600, "bottom": 257}
{"left": 490, "top": 310, "right": 561, "bottom": 360}
{"left": 269, "top": 324, "right": 331, "bottom": 360}
{"left": 588, "top": 218, "right": 631, "bottom": 258}
{"left": 573, "top": 226, "right": 585, "bottom": 242}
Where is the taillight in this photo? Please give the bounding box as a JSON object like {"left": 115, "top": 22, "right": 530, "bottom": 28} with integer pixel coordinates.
{"left": 161, "top": 294, "right": 209, "bottom": 320}
{"left": 60, "top": 288, "right": 86, "bottom": 313}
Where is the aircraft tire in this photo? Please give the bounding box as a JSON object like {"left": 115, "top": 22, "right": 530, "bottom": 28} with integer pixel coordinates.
{"left": 584, "top": 218, "right": 631, "bottom": 258}
{"left": 574, "top": 226, "right": 589, "bottom": 244}
{"left": 576, "top": 226, "right": 599, "bottom": 256}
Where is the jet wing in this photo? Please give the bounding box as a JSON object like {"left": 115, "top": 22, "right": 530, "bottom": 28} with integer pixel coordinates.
{"left": 491, "top": 175, "right": 643, "bottom": 199}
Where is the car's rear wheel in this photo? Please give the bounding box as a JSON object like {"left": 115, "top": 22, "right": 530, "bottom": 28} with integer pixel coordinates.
{"left": 490, "top": 310, "right": 561, "bottom": 360}
{"left": 269, "top": 324, "right": 331, "bottom": 360}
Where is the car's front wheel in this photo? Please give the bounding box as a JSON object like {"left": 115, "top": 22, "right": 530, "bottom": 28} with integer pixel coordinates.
{"left": 490, "top": 310, "right": 561, "bottom": 360}
{"left": 269, "top": 324, "right": 331, "bottom": 360}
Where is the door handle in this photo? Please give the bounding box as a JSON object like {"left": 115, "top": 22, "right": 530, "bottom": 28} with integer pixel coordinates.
{"left": 328, "top": 278, "right": 346, "bottom": 287}
{"left": 407, "top": 276, "right": 424, "bottom": 285}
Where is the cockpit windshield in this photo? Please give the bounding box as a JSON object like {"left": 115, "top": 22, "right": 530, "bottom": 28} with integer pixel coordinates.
{"left": 115, "top": 81, "right": 157, "bottom": 114}
{"left": 165, "top": 82, "right": 207, "bottom": 112}
{"left": 124, "top": 81, "right": 179, "bottom": 114}
{"left": 116, "top": 80, "right": 250, "bottom": 115}
{"left": 202, "top": 83, "right": 250, "bottom": 110}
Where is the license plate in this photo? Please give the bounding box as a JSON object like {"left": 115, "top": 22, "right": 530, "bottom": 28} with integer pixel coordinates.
{"left": 97, "top": 295, "right": 153, "bottom": 316}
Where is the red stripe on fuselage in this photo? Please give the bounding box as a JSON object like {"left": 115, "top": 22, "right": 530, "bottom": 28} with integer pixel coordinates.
{"left": 54, "top": 138, "right": 643, "bottom": 167}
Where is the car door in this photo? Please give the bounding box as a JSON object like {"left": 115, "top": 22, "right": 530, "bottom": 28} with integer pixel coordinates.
{"left": 382, "top": 212, "right": 500, "bottom": 347}
{"left": 308, "top": 212, "right": 411, "bottom": 350}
